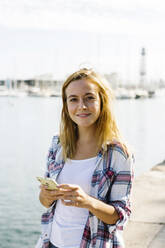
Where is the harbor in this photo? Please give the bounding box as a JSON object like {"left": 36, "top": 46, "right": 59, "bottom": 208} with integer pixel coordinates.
{"left": 1, "top": 48, "right": 165, "bottom": 99}
{"left": 0, "top": 76, "right": 165, "bottom": 99}
{"left": 0, "top": 77, "right": 62, "bottom": 98}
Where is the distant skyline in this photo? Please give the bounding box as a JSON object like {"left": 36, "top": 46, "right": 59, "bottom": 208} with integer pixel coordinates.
{"left": 0, "top": 0, "right": 165, "bottom": 84}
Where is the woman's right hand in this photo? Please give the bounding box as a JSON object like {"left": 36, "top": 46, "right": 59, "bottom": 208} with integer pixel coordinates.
{"left": 39, "top": 185, "right": 64, "bottom": 208}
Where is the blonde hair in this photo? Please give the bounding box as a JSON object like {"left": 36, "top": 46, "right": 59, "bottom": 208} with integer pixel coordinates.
{"left": 60, "top": 68, "right": 129, "bottom": 159}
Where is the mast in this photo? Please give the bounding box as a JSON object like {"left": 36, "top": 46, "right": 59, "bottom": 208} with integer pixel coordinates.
{"left": 139, "top": 47, "right": 147, "bottom": 88}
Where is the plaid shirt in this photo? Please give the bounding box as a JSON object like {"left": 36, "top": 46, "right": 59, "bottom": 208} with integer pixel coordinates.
{"left": 36, "top": 136, "right": 134, "bottom": 248}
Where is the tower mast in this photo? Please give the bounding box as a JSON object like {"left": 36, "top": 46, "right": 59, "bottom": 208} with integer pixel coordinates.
{"left": 139, "top": 47, "right": 146, "bottom": 88}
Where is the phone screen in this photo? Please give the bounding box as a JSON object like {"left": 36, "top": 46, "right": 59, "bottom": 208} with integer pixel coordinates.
{"left": 36, "top": 177, "right": 58, "bottom": 190}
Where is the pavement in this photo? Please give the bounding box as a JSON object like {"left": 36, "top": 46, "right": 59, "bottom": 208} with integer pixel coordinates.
{"left": 123, "top": 162, "right": 165, "bottom": 248}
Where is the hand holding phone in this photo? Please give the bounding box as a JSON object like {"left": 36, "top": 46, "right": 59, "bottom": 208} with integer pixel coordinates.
{"left": 36, "top": 176, "right": 59, "bottom": 190}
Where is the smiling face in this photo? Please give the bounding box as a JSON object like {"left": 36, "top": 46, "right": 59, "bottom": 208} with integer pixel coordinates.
{"left": 65, "top": 79, "right": 101, "bottom": 131}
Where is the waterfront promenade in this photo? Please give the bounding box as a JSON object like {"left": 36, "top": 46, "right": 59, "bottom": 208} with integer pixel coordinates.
{"left": 124, "top": 161, "right": 165, "bottom": 248}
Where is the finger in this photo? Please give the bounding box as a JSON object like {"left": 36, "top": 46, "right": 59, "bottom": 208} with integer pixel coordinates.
{"left": 62, "top": 195, "right": 76, "bottom": 201}
{"left": 43, "top": 191, "right": 64, "bottom": 201}
{"left": 62, "top": 191, "right": 79, "bottom": 198}
{"left": 58, "top": 184, "right": 79, "bottom": 190}
{"left": 61, "top": 199, "right": 74, "bottom": 206}
{"left": 61, "top": 199, "right": 79, "bottom": 207}
{"left": 41, "top": 186, "right": 63, "bottom": 194}
{"left": 40, "top": 185, "right": 48, "bottom": 190}
{"left": 53, "top": 195, "right": 65, "bottom": 200}
{"left": 61, "top": 199, "right": 71, "bottom": 206}
{"left": 44, "top": 191, "right": 64, "bottom": 198}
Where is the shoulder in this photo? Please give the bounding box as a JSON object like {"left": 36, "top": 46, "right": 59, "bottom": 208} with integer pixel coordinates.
{"left": 49, "top": 135, "right": 61, "bottom": 151}
{"left": 47, "top": 135, "right": 64, "bottom": 162}
{"left": 108, "top": 143, "right": 128, "bottom": 160}
{"left": 107, "top": 143, "right": 134, "bottom": 173}
{"left": 52, "top": 135, "right": 60, "bottom": 145}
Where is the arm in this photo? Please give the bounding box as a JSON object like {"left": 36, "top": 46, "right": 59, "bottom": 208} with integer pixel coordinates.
{"left": 86, "top": 195, "right": 120, "bottom": 225}
{"left": 107, "top": 154, "right": 134, "bottom": 226}
{"left": 58, "top": 184, "right": 119, "bottom": 225}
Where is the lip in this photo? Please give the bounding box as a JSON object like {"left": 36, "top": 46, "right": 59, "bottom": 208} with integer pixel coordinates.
{"left": 76, "top": 113, "right": 91, "bottom": 117}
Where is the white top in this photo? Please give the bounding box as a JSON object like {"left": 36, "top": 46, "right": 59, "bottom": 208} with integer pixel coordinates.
{"left": 50, "top": 157, "right": 97, "bottom": 248}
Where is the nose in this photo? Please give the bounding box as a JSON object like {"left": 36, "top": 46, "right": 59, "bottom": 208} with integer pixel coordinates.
{"left": 79, "top": 98, "right": 87, "bottom": 110}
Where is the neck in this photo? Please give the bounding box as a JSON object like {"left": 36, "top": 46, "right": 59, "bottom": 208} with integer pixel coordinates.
{"left": 73, "top": 125, "right": 100, "bottom": 160}
{"left": 77, "top": 125, "right": 97, "bottom": 144}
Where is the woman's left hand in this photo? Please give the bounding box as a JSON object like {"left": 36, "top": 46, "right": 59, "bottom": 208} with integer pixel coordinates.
{"left": 58, "top": 184, "right": 91, "bottom": 208}
{"left": 58, "top": 184, "right": 119, "bottom": 225}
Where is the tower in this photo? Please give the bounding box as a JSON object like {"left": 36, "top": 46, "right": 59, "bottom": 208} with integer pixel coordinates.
{"left": 139, "top": 47, "right": 146, "bottom": 88}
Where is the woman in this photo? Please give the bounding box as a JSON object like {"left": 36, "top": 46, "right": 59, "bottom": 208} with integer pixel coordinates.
{"left": 36, "top": 68, "right": 134, "bottom": 248}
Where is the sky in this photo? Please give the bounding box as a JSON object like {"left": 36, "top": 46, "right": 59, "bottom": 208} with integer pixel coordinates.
{"left": 0, "top": 0, "right": 165, "bottom": 84}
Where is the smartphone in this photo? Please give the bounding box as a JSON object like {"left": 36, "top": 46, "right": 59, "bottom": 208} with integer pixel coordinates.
{"left": 36, "top": 176, "right": 59, "bottom": 190}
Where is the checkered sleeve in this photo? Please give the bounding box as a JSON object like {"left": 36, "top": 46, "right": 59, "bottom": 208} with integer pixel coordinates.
{"left": 44, "top": 135, "right": 60, "bottom": 178}
{"left": 107, "top": 150, "right": 134, "bottom": 233}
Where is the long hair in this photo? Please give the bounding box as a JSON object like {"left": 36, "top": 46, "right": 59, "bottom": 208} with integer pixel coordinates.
{"left": 60, "top": 68, "right": 129, "bottom": 159}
